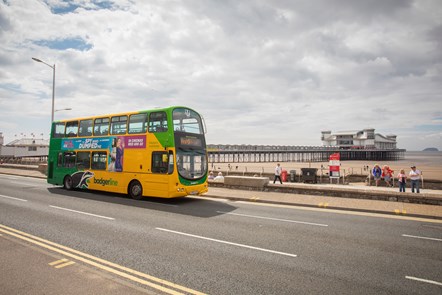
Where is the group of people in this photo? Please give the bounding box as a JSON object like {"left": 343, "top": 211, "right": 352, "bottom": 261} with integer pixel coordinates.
{"left": 372, "top": 164, "right": 422, "bottom": 193}
{"left": 208, "top": 171, "right": 224, "bottom": 182}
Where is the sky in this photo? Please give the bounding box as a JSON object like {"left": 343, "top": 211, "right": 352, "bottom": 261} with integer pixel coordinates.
{"left": 0, "top": 0, "right": 441, "bottom": 151}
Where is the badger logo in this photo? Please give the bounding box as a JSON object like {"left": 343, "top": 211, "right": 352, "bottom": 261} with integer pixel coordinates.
{"left": 71, "top": 171, "right": 94, "bottom": 189}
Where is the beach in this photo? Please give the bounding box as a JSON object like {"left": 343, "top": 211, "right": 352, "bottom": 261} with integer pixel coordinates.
{"left": 211, "top": 151, "right": 442, "bottom": 181}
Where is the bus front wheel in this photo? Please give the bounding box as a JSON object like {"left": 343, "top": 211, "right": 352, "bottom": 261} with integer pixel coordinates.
{"left": 128, "top": 180, "right": 143, "bottom": 200}
{"left": 63, "top": 175, "right": 73, "bottom": 190}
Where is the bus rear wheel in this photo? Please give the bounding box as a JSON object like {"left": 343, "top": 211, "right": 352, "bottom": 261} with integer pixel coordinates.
{"left": 128, "top": 180, "right": 143, "bottom": 200}
{"left": 63, "top": 175, "right": 73, "bottom": 190}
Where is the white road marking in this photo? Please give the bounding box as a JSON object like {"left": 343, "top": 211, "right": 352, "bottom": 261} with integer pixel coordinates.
{"left": 217, "top": 211, "right": 328, "bottom": 227}
{"left": 235, "top": 201, "right": 442, "bottom": 224}
{"left": 49, "top": 205, "right": 115, "bottom": 220}
{"left": 402, "top": 234, "right": 442, "bottom": 242}
{"left": 405, "top": 276, "right": 442, "bottom": 286}
{"left": 156, "top": 227, "right": 297, "bottom": 258}
{"left": 0, "top": 194, "right": 28, "bottom": 202}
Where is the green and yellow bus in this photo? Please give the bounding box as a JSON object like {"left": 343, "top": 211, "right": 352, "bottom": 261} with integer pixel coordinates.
{"left": 47, "top": 106, "right": 208, "bottom": 199}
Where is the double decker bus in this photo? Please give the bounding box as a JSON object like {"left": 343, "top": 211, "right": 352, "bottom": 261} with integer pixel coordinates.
{"left": 47, "top": 106, "right": 208, "bottom": 199}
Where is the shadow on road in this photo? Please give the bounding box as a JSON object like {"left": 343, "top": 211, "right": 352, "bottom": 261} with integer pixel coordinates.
{"left": 46, "top": 187, "right": 237, "bottom": 218}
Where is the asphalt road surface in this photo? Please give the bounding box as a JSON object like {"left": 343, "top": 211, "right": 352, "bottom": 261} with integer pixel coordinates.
{"left": 1, "top": 174, "right": 441, "bottom": 294}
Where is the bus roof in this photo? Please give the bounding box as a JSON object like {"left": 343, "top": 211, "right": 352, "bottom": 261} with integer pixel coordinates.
{"left": 53, "top": 105, "right": 198, "bottom": 123}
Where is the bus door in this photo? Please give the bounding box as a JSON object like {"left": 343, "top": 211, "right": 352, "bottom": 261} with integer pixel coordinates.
{"left": 145, "top": 151, "right": 173, "bottom": 197}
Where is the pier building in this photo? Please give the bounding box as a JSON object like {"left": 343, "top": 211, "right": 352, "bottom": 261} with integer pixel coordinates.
{"left": 321, "top": 128, "right": 397, "bottom": 150}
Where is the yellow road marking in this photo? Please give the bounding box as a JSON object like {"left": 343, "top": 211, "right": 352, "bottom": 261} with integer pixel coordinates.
{"left": 54, "top": 261, "right": 75, "bottom": 269}
{"left": 49, "top": 258, "right": 68, "bottom": 266}
{"left": 0, "top": 224, "right": 205, "bottom": 295}
{"left": 394, "top": 209, "right": 407, "bottom": 215}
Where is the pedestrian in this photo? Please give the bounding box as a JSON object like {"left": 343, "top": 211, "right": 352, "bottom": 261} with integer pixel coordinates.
{"left": 397, "top": 169, "right": 407, "bottom": 192}
{"left": 274, "top": 163, "right": 282, "bottom": 184}
{"left": 382, "top": 165, "right": 393, "bottom": 187}
{"left": 372, "top": 164, "right": 382, "bottom": 186}
{"left": 214, "top": 172, "right": 224, "bottom": 182}
{"left": 409, "top": 165, "right": 421, "bottom": 193}
{"left": 208, "top": 171, "right": 215, "bottom": 180}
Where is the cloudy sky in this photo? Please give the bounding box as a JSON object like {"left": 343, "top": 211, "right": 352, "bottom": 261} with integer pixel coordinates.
{"left": 1, "top": 0, "right": 441, "bottom": 151}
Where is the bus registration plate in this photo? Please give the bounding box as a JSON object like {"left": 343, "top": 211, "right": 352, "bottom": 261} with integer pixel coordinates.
{"left": 189, "top": 190, "right": 199, "bottom": 195}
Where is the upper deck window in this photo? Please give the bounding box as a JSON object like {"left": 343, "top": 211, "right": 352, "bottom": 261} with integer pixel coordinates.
{"left": 128, "top": 113, "right": 147, "bottom": 134}
{"left": 173, "top": 108, "right": 203, "bottom": 134}
{"left": 111, "top": 116, "right": 128, "bottom": 135}
{"left": 65, "top": 121, "right": 78, "bottom": 137}
{"left": 148, "top": 112, "right": 168, "bottom": 133}
{"left": 94, "top": 118, "right": 109, "bottom": 136}
{"left": 79, "top": 119, "right": 93, "bottom": 137}
{"left": 53, "top": 122, "right": 65, "bottom": 138}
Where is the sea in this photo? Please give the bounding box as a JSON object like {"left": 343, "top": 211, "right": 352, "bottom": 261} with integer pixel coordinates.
{"left": 402, "top": 151, "right": 442, "bottom": 169}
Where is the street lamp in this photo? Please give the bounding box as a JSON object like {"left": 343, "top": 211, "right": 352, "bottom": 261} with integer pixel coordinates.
{"left": 54, "top": 108, "right": 72, "bottom": 112}
{"left": 32, "top": 57, "right": 55, "bottom": 122}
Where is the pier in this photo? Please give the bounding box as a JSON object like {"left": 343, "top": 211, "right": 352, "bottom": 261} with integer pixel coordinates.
{"left": 207, "top": 145, "right": 405, "bottom": 163}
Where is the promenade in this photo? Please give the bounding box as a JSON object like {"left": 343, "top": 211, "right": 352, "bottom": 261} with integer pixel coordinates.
{"left": 1, "top": 165, "right": 441, "bottom": 219}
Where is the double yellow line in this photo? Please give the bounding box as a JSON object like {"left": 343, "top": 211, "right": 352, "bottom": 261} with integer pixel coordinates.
{"left": 0, "top": 224, "right": 205, "bottom": 295}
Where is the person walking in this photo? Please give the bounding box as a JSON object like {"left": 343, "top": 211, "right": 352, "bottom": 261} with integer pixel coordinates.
{"left": 382, "top": 165, "right": 394, "bottom": 187}
{"left": 274, "top": 163, "right": 283, "bottom": 184}
{"left": 372, "top": 164, "right": 382, "bottom": 186}
{"left": 409, "top": 165, "right": 421, "bottom": 193}
{"left": 397, "top": 169, "right": 407, "bottom": 192}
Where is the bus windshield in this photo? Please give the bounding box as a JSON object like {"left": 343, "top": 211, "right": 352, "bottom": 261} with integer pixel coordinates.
{"left": 173, "top": 108, "right": 203, "bottom": 134}
{"left": 173, "top": 108, "right": 207, "bottom": 180}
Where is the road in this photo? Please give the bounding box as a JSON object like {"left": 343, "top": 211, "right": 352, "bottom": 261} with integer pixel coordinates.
{"left": 1, "top": 174, "right": 441, "bottom": 294}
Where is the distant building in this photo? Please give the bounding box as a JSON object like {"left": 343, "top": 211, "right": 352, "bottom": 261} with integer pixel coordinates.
{"left": 0, "top": 133, "right": 49, "bottom": 159}
{"left": 321, "top": 128, "right": 397, "bottom": 149}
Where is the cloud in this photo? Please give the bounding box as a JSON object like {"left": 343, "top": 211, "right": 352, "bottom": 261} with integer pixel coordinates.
{"left": 0, "top": 0, "right": 441, "bottom": 151}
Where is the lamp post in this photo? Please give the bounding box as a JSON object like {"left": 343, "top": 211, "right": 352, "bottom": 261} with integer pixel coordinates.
{"left": 55, "top": 108, "right": 72, "bottom": 112}
{"left": 32, "top": 57, "right": 55, "bottom": 122}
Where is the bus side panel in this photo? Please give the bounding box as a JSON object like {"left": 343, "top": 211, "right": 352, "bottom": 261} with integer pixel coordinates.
{"left": 142, "top": 173, "right": 170, "bottom": 198}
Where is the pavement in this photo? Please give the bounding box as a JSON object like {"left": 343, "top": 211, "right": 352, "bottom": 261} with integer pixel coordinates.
{"left": 1, "top": 165, "right": 441, "bottom": 219}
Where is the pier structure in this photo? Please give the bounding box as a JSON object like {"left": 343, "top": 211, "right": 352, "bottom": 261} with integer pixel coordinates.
{"left": 207, "top": 144, "right": 405, "bottom": 163}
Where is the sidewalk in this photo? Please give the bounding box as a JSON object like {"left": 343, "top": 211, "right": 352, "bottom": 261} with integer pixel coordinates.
{"left": 0, "top": 166, "right": 46, "bottom": 179}
{"left": 205, "top": 186, "right": 442, "bottom": 219}
{"left": 1, "top": 166, "right": 441, "bottom": 219}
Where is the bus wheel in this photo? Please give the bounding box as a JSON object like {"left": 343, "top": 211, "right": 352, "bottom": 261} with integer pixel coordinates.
{"left": 63, "top": 175, "right": 73, "bottom": 190}
{"left": 128, "top": 180, "right": 143, "bottom": 200}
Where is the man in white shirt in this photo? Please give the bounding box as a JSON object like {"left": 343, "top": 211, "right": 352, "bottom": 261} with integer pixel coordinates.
{"left": 274, "top": 163, "right": 282, "bottom": 184}
{"left": 409, "top": 165, "right": 421, "bottom": 193}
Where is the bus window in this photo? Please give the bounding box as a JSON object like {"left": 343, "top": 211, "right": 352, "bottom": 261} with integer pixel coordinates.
{"left": 77, "top": 151, "right": 91, "bottom": 169}
{"left": 128, "top": 113, "right": 147, "bottom": 134}
{"left": 53, "top": 122, "right": 66, "bottom": 138}
{"left": 152, "top": 151, "right": 168, "bottom": 174}
{"left": 65, "top": 121, "right": 78, "bottom": 137}
{"left": 94, "top": 118, "right": 109, "bottom": 136}
{"left": 148, "top": 112, "right": 168, "bottom": 133}
{"left": 79, "top": 119, "right": 93, "bottom": 137}
{"left": 91, "top": 151, "right": 107, "bottom": 170}
{"left": 57, "top": 152, "right": 63, "bottom": 167}
{"left": 111, "top": 115, "right": 127, "bottom": 135}
{"left": 168, "top": 151, "right": 174, "bottom": 174}
{"left": 64, "top": 152, "right": 76, "bottom": 168}
{"left": 172, "top": 108, "right": 202, "bottom": 134}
